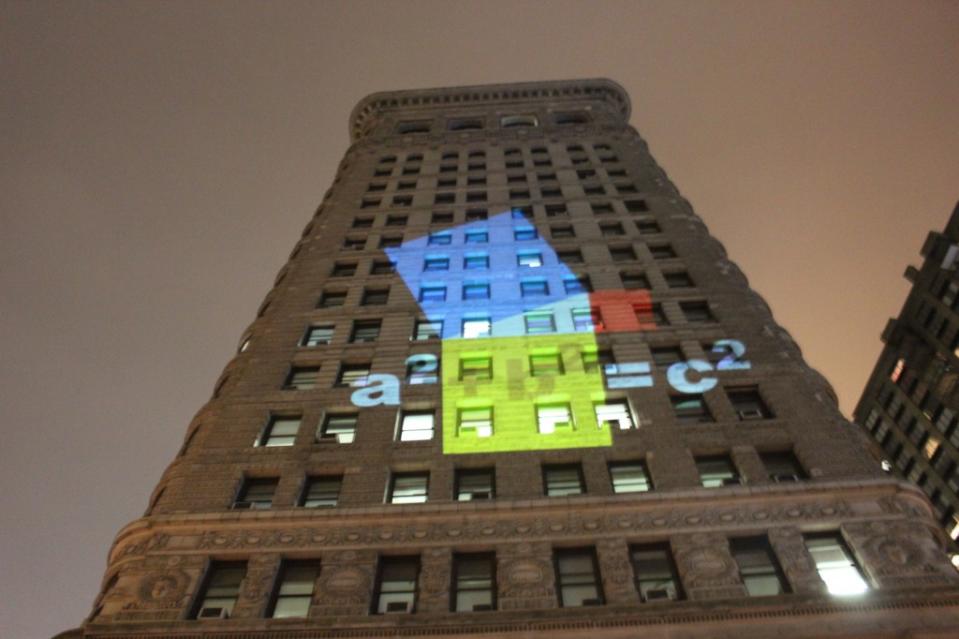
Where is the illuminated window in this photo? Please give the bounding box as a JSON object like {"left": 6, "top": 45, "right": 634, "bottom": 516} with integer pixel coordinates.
{"left": 284, "top": 366, "right": 319, "bottom": 390}
{"left": 303, "top": 325, "right": 334, "bottom": 346}
{"left": 331, "top": 261, "right": 357, "bottom": 277}
{"left": 501, "top": 114, "right": 538, "bottom": 128}
{"left": 398, "top": 411, "right": 434, "bottom": 442}
{"left": 388, "top": 473, "right": 429, "bottom": 504}
{"left": 460, "top": 356, "right": 493, "bottom": 380}
{"left": 318, "top": 291, "right": 346, "bottom": 308}
{"left": 193, "top": 562, "right": 246, "bottom": 619}
{"left": 544, "top": 464, "right": 584, "bottom": 496}
{"left": 269, "top": 561, "right": 320, "bottom": 618}
{"left": 555, "top": 549, "right": 603, "bottom": 607}
{"left": 890, "top": 358, "right": 906, "bottom": 383}
{"left": 537, "top": 404, "right": 573, "bottom": 434}
{"left": 731, "top": 537, "right": 788, "bottom": 597}
{"left": 373, "top": 556, "right": 420, "bottom": 614}
{"left": 514, "top": 227, "right": 538, "bottom": 241}
{"left": 609, "top": 462, "right": 651, "bottom": 493}
{"left": 595, "top": 400, "right": 635, "bottom": 430}
{"left": 462, "top": 317, "right": 492, "bottom": 339}
{"left": 804, "top": 533, "right": 869, "bottom": 596}
{"left": 563, "top": 276, "right": 591, "bottom": 294}
{"left": 455, "top": 468, "right": 494, "bottom": 500}
{"left": 727, "top": 387, "right": 772, "bottom": 420}
{"left": 458, "top": 407, "right": 493, "bottom": 438}
{"left": 465, "top": 230, "right": 489, "bottom": 244}
{"left": 518, "top": 251, "right": 543, "bottom": 267}
{"left": 362, "top": 288, "right": 390, "bottom": 306}
{"left": 336, "top": 363, "right": 371, "bottom": 387}
{"left": 419, "top": 285, "right": 447, "bottom": 302}
{"left": 424, "top": 256, "right": 450, "bottom": 271}
{"left": 464, "top": 253, "right": 489, "bottom": 269}
{"left": 350, "top": 319, "right": 381, "bottom": 343}
{"left": 631, "top": 544, "right": 681, "bottom": 602}
{"left": 524, "top": 311, "right": 555, "bottom": 334}
{"left": 924, "top": 436, "right": 942, "bottom": 459}
{"left": 681, "top": 301, "right": 715, "bottom": 323}
{"left": 257, "top": 416, "right": 300, "bottom": 447}
{"left": 463, "top": 282, "right": 491, "bottom": 300}
{"left": 453, "top": 554, "right": 496, "bottom": 612}
{"left": 406, "top": 356, "right": 438, "bottom": 384}
{"left": 650, "top": 346, "right": 683, "bottom": 368}
{"left": 413, "top": 319, "right": 442, "bottom": 341}
{"left": 521, "top": 278, "right": 549, "bottom": 297}
{"left": 696, "top": 456, "right": 739, "bottom": 488}
{"left": 428, "top": 232, "right": 452, "bottom": 245}
{"left": 318, "top": 413, "right": 356, "bottom": 444}
{"left": 530, "top": 352, "right": 564, "bottom": 376}
{"left": 299, "top": 476, "right": 341, "bottom": 508}
{"left": 761, "top": 451, "right": 806, "bottom": 482}
{"left": 234, "top": 477, "right": 277, "bottom": 509}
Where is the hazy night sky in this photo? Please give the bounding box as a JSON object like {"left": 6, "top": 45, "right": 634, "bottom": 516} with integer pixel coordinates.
{"left": 2, "top": 2, "right": 957, "bottom": 637}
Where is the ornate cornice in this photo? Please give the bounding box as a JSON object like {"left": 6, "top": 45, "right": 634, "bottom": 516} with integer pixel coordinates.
{"left": 348, "top": 78, "right": 631, "bottom": 141}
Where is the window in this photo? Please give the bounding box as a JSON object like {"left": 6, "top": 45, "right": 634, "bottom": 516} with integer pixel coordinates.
{"left": 804, "top": 533, "right": 868, "bottom": 596}
{"left": 350, "top": 319, "right": 381, "bottom": 343}
{"left": 362, "top": 288, "right": 389, "bottom": 305}
{"left": 406, "top": 355, "right": 438, "bottom": 385}
{"left": 761, "top": 451, "right": 806, "bottom": 482}
{"left": 727, "top": 387, "right": 773, "bottom": 420}
{"left": 610, "top": 245, "right": 636, "bottom": 262}
{"left": 370, "top": 260, "right": 395, "bottom": 275}
{"left": 455, "top": 468, "right": 495, "bottom": 500}
{"left": 595, "top": 400, "right": 635, "bottom": 430}
{"left": 299, "top": 476, "right": 341, "bottom": 508}
{"left": 544, "top": 464, "right": 584, "bottom": 496}
{"left": 372, "top": 558, "right": 420, "bottom": 618}
{"left": 546, "top": 204, "right": 568, "bottom": 218}
{"left": 399, "top": 411, "right": 435, "bottom": 441}
{"left": 664, "top": 272, "right": 694, "bottom": 288}
{"left": 599, "top": 222, "right": 624, "bottom": 236}
{"left": 424, "top": 256, "right": 449, "bottom": 271}
{"left": 360, "top": 198, "right": 380, "bottom": 209}
{"left": 649, "top": 303, "right": 669, "bottom": 326}
{"left": 555, "top": 549, "right": 603, "bottom": 607}
{"left": 303, "top": 325, "right": 334, "bottom": 346}
{"left": 318, "top": 291, "right": 346, "bottom": 308}
{"left": 542, "top": 188, "right": 562, "bottom": 198}
{"left": 257, "top": 416, "right": 300, "bottom": 447}
{"left": 465, "top": 208, "right": 488, "bottom": 221}
{"left": 193, "top": 562, "right": 246, "bottom": 619}
{"left": 460, "top": 356, "right": 493, "bottom": 380}
{"left": 336, "top": 363, "right": 371, "bottom": 387}
{"left": 696, "top": 456, "right": 740, "bottom": 488}
{"left": 397, "top": 181, "right": 416, "bottom": 191}
{"left": 331, "top": 262, "right": 357, "bottom": 277}
{"left": 386, "top": 214, "right": 407, "bottom": 226}
{"left": 730, "top": 537, "right": 788, "bottom": 597}
{"left": 428, "top": 231, "right": 453, "bottom": 245}
{"left": 681, "top": 301, "right": 715, "bottom": 323}
{"left": 353, "top": 216, "right": 374, "bottom": 229}
{"left": 463, "top": 281, "right": 491, "bottom": 300}
{"left": 571, "top": 307, "right": 601, "bottom": 332}
{"left": 563, "top": 276, "right": 591, "bottom": 294}
{"left": 650, "top": 346, "right": 683, "bottom": 368}
{"left": 464, "top": 253, "right": 489, "bottom": 269}
{"left": 609, "top": 462, "right": 651, "bottom": 493}
{"left": 518, "top": 251, "right": 543, "bottom": 268}
{"left": 650, "top": 244, "right": 677, "bottom": 259}
{"left": 625, "top": 199, "right": 649, "bottom": 213}
{"left": 465, "top": 230, "right": 489, "bottom": 244}
{"left": 318, "top": 413, "right": 357, "bottom": 444}
{"left": 636, "top": 220, "right": 661, "bottom": 234}
{"left": 431, "top": 211, "right": 454, "bottom": 224}
{"left": 458, "top": 406, "right": 493, "bottom": 437}
{"left": 630, "top": 544, "right": 682, "bottom": 602}
{"left": 453, "top": 554, "right": 496, "bottom": 612}
{"left": 413, "top": 319, "right": 442, "bottom": 341}
{"left": 284, "top": 366, "right": 319, "bottom": 390}
{"left": 513, "top": 226, "right": 537, "bottom": 241}
{"left": 521, "top": 278, "right": 549, "bottom": 297}
{"left": 379, "top": 235, "right": 402, "bottom": 249}
{"left": 388, "top": 473, "right": 429, "bottom": 504}
{"left": 671, "top": 395, "right": 713, "bottom": 423}
{"left": 551, "top": 224, "right": 575, "bottom": 238}
{"left": 449, "top": 118, "right": 484, "bottom": 131}
{"left": 524, "top": 311, "right": 555, "bottom": 334}
{"left": 466, "top": 191, "right": 487, "bottom": 203}
{"left": 397, "top": 120, "right": 431, "bottom": 134}
{"left": 462, "top": 317, "right": 492, "bottom": 339}
{"left": 557, "top": 249, "right": 582, "bottom": 263}
{"left": 582, "top": 348, "right": 614, "bottom": 374}
{"left": 621, "top": 271, "right": 650, "bottom": 289}
{"left": 419, "top": 285, "right": 447, "bottom": 303}
{"left": 530, "top": 352, "right": 564, "bottom": 376}
{"left": 343, "top": 236, "right": 365, "bottom": 250}
{"left": 269, "top": 561, "right": 320, "bottom": 618}
{"left": 501, "top": 114, "right": 538, "bottom": 128}
{"left": 234, "top": 477, "right": 278, "bottom": 509}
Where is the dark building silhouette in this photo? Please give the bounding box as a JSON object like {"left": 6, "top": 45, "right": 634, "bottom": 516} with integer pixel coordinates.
{"left": 62, "top": 80, "right": 959, "bottom": 639}
{"left": 855, "top": 202, "right": 959, "bottom": 545}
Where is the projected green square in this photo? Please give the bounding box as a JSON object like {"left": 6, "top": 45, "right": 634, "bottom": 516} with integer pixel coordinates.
{"left": 442, "top": 333, "right": 610, "bottom": 454}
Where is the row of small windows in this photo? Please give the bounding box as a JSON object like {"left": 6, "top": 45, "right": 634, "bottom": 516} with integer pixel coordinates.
{"left": 377, "top": 143, "right": 614, "bottom": 166}
{"left": 353, "top": 201, "right": 653, "bottom": 229}
{"left": 367, "top": 171, "right": 637, "bottom": 196}
{"left": 191, "top": 532, "right": 867, "bottom": 619}
{"left": 231, "top": 451, "right": 805, "bottom": 513}
{"left": 361, "top": 183, "right": 640, "bottom": 208}
{"left": 394, "top": 112, "right": 592, "bottom": 136}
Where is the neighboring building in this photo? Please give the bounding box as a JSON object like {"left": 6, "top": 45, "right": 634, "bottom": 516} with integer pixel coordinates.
{"left": 62, "top": 80, "right": 959, "bottom": 639}
{"left": 854, "top": 202, "right": 959, "bottom": 544}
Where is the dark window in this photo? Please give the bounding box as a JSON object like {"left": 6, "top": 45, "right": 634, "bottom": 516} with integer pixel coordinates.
{"left": 284, "top": 366, "right": 319, "bottom": 390}
{"left": 370, "top": 260, "right": 395, "bottom": 275}
{"left": 432, "top": 211, "right": 454, "bottom": 224}
{"left": 761, "top": 451, "right": 806, "bottom": 482}
{"left": 554, "top": 112, "right": 589, "bottom": 125}
{"left": 650, "top": 244, "right": 677, "bottom": 259}
{"left": 551, "top": 224, "right": 575, "bottom": 238}
{"left": 449, "top": 118, "right": 484, "bottom": 131}
{"left": 234, "top": 477, "right": 278, "bottom": 509}
{"left": 343, "top": 236, "right": 365, "bottom": 251}
{"left": 397, "top": 120, "right": 431, "bottom": 134}
{"left": 564, "top": 276, "right": 591, "bottom": 294}
{"left": 510, "top": 189, "right": 531, "bottom": 200}
{"left": 299, "top": 476, "right": 341, "bottom": 508}
{"left": 362, "top": 288, "right": 389, "bottom": 305}
{"left": 631, "top": 544, "right": 682, "bottom": 602}
{"left": 352, "top": 217, "right": 374, "bottom": 228}
{"left": 557, "top": 249, "right": 583, "bottom": 263}
{"left": 664, "top": 272, "right": 694, "bottom": 288}
{"left": 546, "top": 203, "right": 568, "bottom": 218}
{"left": 455, "top": 468, "right": 495, "bottom": 501}
{"left": 374, "top": 556, "right": 420, "bottom": 614}
{"left": 397, "top": 181, "right": 416, "bottom": 191}
{"left": 435, "top": 193, "right": 455, "bottom": 205}
{"left": 648, "top": 303, "right": 669, "bottom": 326}
{"left": 360, "top": 198, "right": 380, "bottom": 209}
{"left": 467, "top": 191, "right": 487, "bottom": 202}
{"left": 625, "top": 199, "right": 649, "bottom": 213}
{"left": 544, "top": 464, "right": 585, "bottom": 496}
{"left": 599, "top": 222, "right": 624, "bottom": 236}
{"left": 452, "top": 554, "right": 496, "bottom": 612}
{"left": 331, "top": 262, "right": 357, "bottom": 277}
{"left": 379, "top": 235, "right": 402, "bottom": 249}
{"left": 350, "top": 319, "right": 381, "bottom": 343}
{"left": 730, "top": 537, "right": 789, "bottom": 597}
{"left": 610, "top": 245, "right": 636, "bottom": 262}
{"left": 388, "top": 472, "right": 429, "bottom": 504}
{"left": 671, "top": 395, "right": 713, "bottom": 423}
{"left": 392, "top": 196, "right": 412, "bottom": 207}
{"left": 466, "top": 208, "right": 488, "bottom": 221}
{"left": 594, "top": 203, "right": 616, "bottom": 216}
{"left": 303, "top": 324, "right": 334, "bottom": 346}
{"left": 621, "top": 271, "right": 649, "bottom": 289}
{"left": 681, "top": 301, "right": 715, "bottom": 323}
{"left": 727, "top": 386, "right": 773, "bottom": 420}
{"left": 555, "top": 549, "right": 604, "bottom": 607}
{"left": 386, "top": 215, "right": 407, "bottom": 226}
{"left": 336, "top": 363, "right": 371, "bottom": 387}
{"left": 268, "top": 561, "right": 320, "bottom": 618}
{"left": 650, "top": 346, "right": 683, "bottom": 368}
{"left": 609, "top": 462, "right": 651, "bottom": 493}
{"left": 696, "top": 456, "right": 740, "bottom": 487}
{"left": 317, "top": 413, "right": 356, "bottom": 444}
{"left": 193, "top": 561, "right": 246, "bottom": 619}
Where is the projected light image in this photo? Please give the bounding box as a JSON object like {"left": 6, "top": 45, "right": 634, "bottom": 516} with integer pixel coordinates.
{"left": 342, "top": 210, "right": 751, "bottom": 454}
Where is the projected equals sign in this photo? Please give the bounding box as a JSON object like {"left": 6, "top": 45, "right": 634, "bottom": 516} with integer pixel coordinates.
{"left": 604, "top": 362, "right": 653, "bottom": 389}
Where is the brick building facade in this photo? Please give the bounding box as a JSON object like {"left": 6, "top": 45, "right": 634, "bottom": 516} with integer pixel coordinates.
{"left": 60, "top": 79, "right": 959, "bottom": 638}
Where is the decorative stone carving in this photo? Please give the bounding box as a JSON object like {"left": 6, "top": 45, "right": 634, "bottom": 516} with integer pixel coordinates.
{"left": 313, "top": 549, "right": 376, "bottom": 617}
{"left": 843, "top": 520, "right": 959, "bottom": 588}
{"left": 418, "top": 547, "right": 452, "bottom": 613}
{"left": 231, "top": 554, "right": 280, "bottom": 619}
{"left": 672, "top": 533, "right": 746, "bottom": 600}
{"left": 497, "top": 542, "right": 556, "bottom": 611}
{"left": 596, "top": 538, "right": 637, "bottom": 605}
{"left": 135, "top": 570, "right": 191, "bottom": 609}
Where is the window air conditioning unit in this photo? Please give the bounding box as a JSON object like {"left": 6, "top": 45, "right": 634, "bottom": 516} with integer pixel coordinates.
{"left": 581, "top": 598, "right": 602, "bottom": 606}
{"left": 643, "top": 588, "right": 672, "bottom": 602}
{"left": 472, "top": 604, "right": 494, "bottom": 611}
{"left": 738, "top": 409, "right": 765, "bottom": 420}
{"left": 198, "top": 607, "right": 230, "bottom": 619}
{"left": 385, "top": 601, "right": 411, "bottom": 613}
{"left": 772, "top": 474, "right": 800, "bottom": 483}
